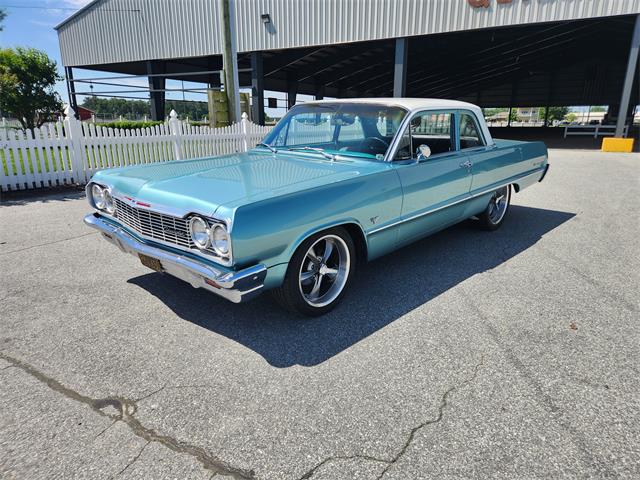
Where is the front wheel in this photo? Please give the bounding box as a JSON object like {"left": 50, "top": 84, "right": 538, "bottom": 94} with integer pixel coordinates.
{"left": 271, "top": 227, "right": 356, "bottom": 316}
{"left": 476, "top": 185, "right": 511, "bottom": 231}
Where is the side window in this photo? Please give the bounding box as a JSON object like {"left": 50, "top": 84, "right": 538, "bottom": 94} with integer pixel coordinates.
{"left": 394, "top": 111, "right": 454, "bottom": 160}
{"left": 459, "top": 113, "right": 485, "bottom": 149}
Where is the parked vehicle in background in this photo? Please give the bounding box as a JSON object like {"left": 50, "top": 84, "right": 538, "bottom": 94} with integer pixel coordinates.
{"left": 84, "top": 99, "right": 549, "bottom": 316}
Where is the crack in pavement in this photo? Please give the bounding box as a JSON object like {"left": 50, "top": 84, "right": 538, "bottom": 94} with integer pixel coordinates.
{"left": 0, "top": 232, "right": 98, "bottom": 256}
{"left": 539, "top": 246, "right": 637, "bottom": 313}
{"left": 299, "top": 454, "right": 390, "bottom": 480}
{"left": 94, "top": 419, "right": 119, "bottom": 440}
{"left": 135, "top": 384, "right": 168, "bottom": 402}
{"left": 0, "top": 352, "right": 255, "bottom": 480}
{"left": 459, "top": 290, "right": 620, "bottom": 479}
{"left": 374, "top": 356, "right": 485, "bottom": 480}
{"left": 113, "top": 441, "right": 150, "bottom": 478}
{"left": 297, "top": 357, "right": 485, "bottom": 480}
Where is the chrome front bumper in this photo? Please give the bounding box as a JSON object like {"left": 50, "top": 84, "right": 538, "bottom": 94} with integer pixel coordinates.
{"left": 84, "top": 214, "right": 266, "bottom": 303}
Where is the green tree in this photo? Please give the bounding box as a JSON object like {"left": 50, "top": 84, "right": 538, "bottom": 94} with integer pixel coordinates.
{"left": 484, "top": 107, "right": 508, "bottom": 118}
{"left": 589, "top": 106, "right": 606, "bottom": 113}
{"left": 539, "top": 106, "right": 569, "bottom": 123}
{"left": 0, "top": 8, "right": 7, "bottom": 31}
{"left": 565, "top": 112, "right": 577, "bottom": 123}
{"left": 82, "top": 96, "right": 149, "bottom": 119}
{"left": 81, "top": 97, "right": 211, "bottom": 121}
{"left": 0, "top": 47, "right": 63, "bottom": 130}
{"left": 509, "top": 108, "right": 519, "bottom": 122}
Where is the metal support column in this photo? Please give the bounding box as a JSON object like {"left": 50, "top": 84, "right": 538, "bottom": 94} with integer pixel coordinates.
{"left": 615, "top": 14, "right": 640, "bottom": 137}
{"left": 250, "top": 52, "right": 265, "bottom": 125}
{"left": 287, "top": 80, "right": 298, "bottom": 109}
{"left": 146, "top": 61, "right": 166, "bottom": 121}
{"left": 315, "top": 84, "right": 325, "bottom": 100}
{"left": 507, "top": 77, "right": 519, "bottom": 127}
{"left": 543, "top": 71, "right": 555, "bottom": 127}
{"left": 393, "top": 38, "right": 408, "bottom": 97}
{"left": 65, "top": 67, "right": 79, "bottom": 118}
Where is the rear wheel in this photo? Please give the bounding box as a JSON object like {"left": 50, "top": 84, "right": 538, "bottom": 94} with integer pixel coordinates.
{"left": 476, "top": 185, "right": 511, "bottom": 231}
{"left": 272, "top": 227, "right": 356, "bottom": 316}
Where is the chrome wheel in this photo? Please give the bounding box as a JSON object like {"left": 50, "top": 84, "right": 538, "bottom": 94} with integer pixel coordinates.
{"left": 298, "top": 234, "right": 351, "bottom": 308}
{"left": 487, "top": 186, "right": 510, "bottom": 225}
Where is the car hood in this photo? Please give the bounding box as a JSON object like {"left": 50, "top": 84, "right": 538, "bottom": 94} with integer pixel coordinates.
{"left": 91, "top": 150, "right": 386, "bottom": 218}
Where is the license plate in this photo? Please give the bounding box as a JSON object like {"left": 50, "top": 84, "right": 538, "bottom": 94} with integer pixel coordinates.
{"left": 138, "top": 254, "right": 163, "bottom": 272}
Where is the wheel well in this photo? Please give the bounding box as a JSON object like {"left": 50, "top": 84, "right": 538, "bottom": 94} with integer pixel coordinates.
{"left": 290, "top": 223, "right": 368, "bottom": 266}
{"left": 340, "top": 223, "right": 368, "bottom": 265}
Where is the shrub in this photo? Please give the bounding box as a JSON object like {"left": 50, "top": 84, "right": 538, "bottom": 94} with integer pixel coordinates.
{"left": 97, "top": 120, "right": 164, "bottom": 130}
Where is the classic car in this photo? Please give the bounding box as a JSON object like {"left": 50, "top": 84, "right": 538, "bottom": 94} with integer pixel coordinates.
{"left": 84, "top": 98, "right": 549, "bottom": 316}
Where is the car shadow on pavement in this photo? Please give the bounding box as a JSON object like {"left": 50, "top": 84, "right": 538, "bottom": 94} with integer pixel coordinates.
{"left": 128, "top": 205, "right": 575, "bottom": 368}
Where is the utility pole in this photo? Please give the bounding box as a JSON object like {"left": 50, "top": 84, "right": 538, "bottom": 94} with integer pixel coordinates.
{"left": 219, "top": 0, "right": 241, "bottom": 123}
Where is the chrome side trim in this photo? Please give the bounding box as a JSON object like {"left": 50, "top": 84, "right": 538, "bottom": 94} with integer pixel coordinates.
{"left": 367, "top": 168, "right": 544, "bottom": 236}
{"left": 84, "top": 214, "right": 266, "bottom": 303}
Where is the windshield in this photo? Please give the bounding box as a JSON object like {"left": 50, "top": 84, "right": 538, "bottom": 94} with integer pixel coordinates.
{"left": 260, "top": 103, "right": 408, "bottom": 160}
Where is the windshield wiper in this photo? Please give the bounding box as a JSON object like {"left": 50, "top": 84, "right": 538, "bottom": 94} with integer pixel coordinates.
{"left": 287, "top": 146, "right": 335, "bottom": 161}
{"left": 256, "top": 142, "right": 277, "bottom": 153}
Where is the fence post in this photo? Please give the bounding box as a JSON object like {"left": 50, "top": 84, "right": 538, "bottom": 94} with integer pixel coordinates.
{"left": 169, "top": 109, "right": 183, "bottom": 160}
{"left": 241, "top": 111, "right": 249, "bottom": 152}
{"left": 64, "top": 105, "right": 87, "bottom": 184}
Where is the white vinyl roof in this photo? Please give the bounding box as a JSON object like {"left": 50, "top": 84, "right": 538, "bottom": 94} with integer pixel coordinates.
{"left": 301, "top": 98, "right": 494, "bottom": 145}
{"left": 305, "top": 98, "right": 480, "bottom": 112}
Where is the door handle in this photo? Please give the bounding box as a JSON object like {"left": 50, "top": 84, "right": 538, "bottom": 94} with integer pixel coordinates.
{"left": 459, "top": 160, "right": 473, "bottom": 169}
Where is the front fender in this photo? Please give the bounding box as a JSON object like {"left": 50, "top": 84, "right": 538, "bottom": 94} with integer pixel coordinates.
{"left": 229, "top": 169, "right": 403, "bottom": 272}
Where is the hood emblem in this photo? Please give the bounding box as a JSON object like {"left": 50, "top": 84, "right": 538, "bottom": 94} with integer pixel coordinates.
{"left": 125, "top": 196, "right": 151, "bottom": 208}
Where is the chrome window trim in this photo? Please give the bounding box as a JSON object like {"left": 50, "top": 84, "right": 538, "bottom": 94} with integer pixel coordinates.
{"left": 458, "top": 109, "right": 487, "bottom": 150}
{"left": 366, "top": 167, "right": 544, "bottom": 236}
{"left": 265, "top": 102, "right": 410, "bottom": 158}
{"left": 384, "top": 108, "right": 456, "bottom": 162}
{"left": 385, "top": 107, "right": 495, "bottom": 162}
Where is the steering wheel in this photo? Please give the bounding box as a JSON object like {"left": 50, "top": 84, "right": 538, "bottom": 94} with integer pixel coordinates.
{"left": 359, "top": 136, "right": 389, "bottom": 154}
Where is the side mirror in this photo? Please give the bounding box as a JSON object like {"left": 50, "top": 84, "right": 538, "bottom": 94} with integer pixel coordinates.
{"left": 416, "top": 144, "right": 431, "bottom": 162}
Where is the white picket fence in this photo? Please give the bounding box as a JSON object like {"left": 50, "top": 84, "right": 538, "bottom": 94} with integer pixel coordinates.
{"left": 0, "top": 106, "right": 272, "bottom": 192}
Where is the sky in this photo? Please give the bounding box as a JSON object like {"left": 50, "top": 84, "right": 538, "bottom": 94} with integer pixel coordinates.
{"left": 0, "top": 0, "right": 298, "bottom": 119}
{"left": 0, "top": 0, "right": 93, "bottom": 102}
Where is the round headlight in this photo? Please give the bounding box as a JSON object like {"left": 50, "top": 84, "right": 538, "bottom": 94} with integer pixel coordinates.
{"left": 91, "top": 184, "right": 106, "bottom": 210}
{"left": 103, "top": 189, "right": 115, "bottom": 214}
{"left": 211, "top": 225, "right": 230, "bottom": 256}
{"left": 189, "top": 216, "right": 211, "bottom": 249}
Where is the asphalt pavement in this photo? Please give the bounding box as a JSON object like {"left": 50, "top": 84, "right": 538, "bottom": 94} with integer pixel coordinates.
{"left": 1, "top": 149, "right": 639, "bottom": 479}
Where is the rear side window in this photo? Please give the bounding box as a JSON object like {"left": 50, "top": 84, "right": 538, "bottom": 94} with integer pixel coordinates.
{"left": 394, "top": 111, "right": 455, "bottom": 160}
{"left": 459, "top": 113, "right": 485, "bottom": 149}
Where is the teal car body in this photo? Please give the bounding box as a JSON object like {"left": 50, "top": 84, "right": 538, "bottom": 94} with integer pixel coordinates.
{"left": 84, "top": 99, "right": 548, "bottom": 307}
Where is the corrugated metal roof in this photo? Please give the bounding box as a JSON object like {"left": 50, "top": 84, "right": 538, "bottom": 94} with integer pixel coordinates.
{"left": 57, "top": 0, "right": 640, "bottom": 67}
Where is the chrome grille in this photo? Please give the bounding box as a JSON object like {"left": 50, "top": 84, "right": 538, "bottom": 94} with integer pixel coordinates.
{"left": 113, "top": 198, "right": 194, "bottom": 249}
